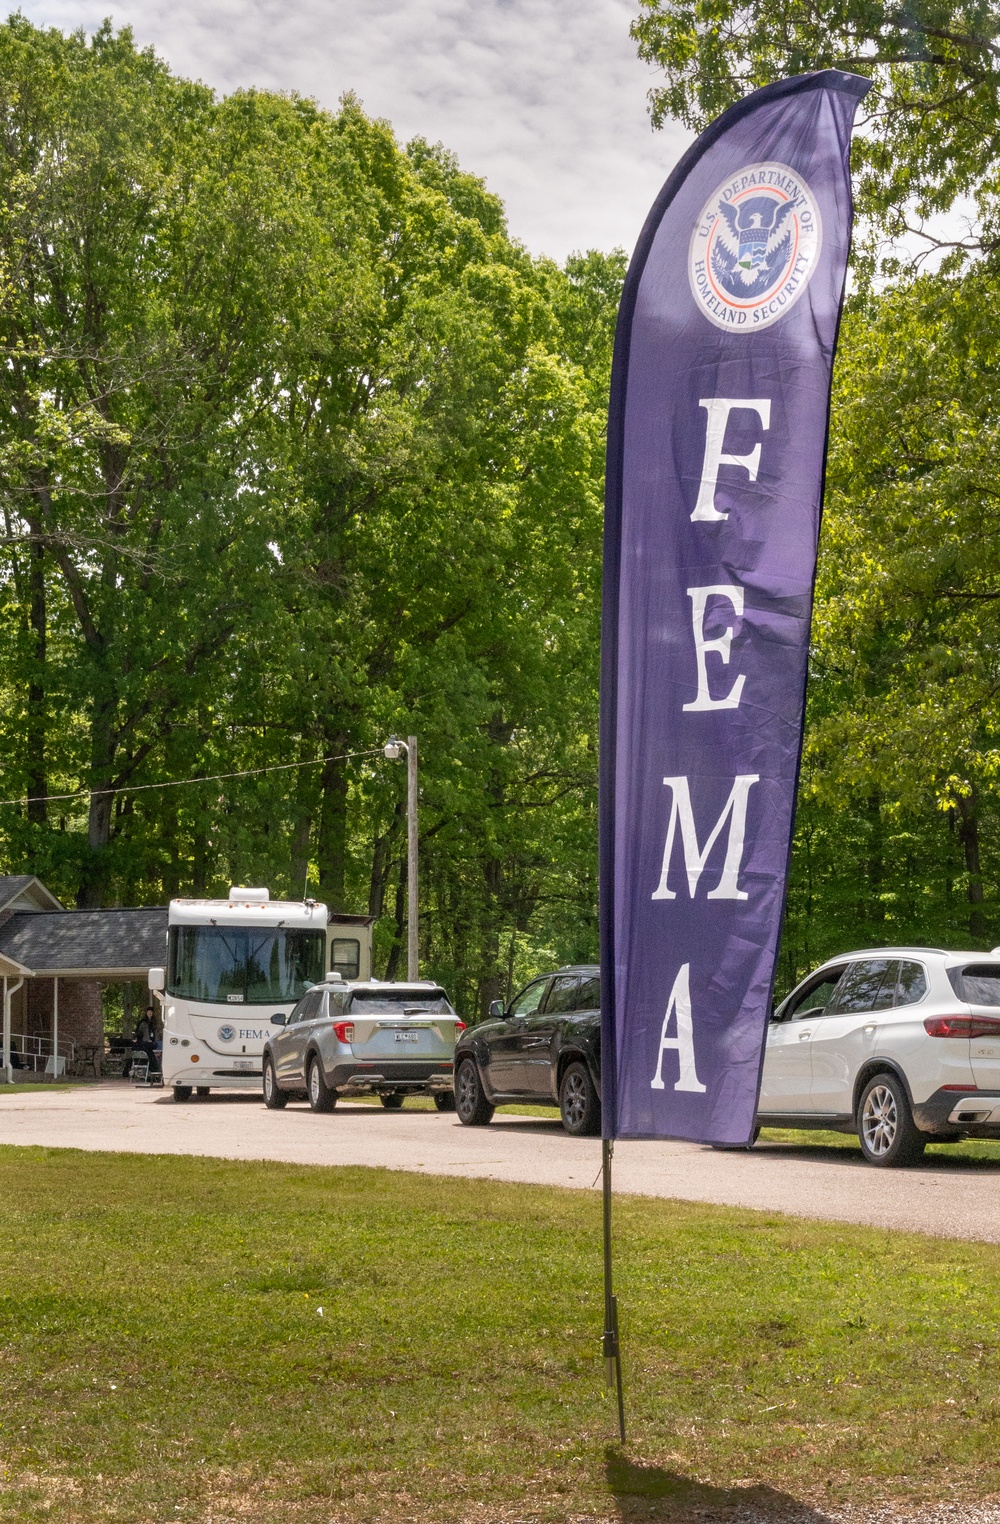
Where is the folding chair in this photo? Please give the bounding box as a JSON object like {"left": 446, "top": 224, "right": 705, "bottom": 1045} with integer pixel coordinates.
{"left": 130, "top": 1052, "right": 164, "bottom": 1088}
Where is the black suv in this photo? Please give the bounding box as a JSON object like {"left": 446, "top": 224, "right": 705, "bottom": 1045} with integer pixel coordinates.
{"left": 454, "top": 965, "right": 601, "bottom": 1135}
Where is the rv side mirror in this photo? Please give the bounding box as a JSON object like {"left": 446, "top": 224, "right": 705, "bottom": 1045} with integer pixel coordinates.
{"left": 488, "top": 999, "right": 506, "bottom": 1019}
{"left": 270, "top": 1013, "right": 288, "bottom": 1027}
{"left": 148, "top": 967, "right": 165, "bottom": 993}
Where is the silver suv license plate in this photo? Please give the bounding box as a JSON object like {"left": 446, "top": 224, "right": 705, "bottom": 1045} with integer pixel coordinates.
{"left": 395, "top": 1032, "right": 418, "bottom": 1043}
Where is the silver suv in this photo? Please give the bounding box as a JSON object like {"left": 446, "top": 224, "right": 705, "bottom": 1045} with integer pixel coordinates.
{"left": 262, "top": 977, "right": 464, "bottom": 1113}
{"left": 761, "top": 947, "right": 1000, "bottom": 1166}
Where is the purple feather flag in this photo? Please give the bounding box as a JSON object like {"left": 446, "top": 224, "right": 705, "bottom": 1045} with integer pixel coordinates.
{"left": 600, "top": 72, "right": 870, "bottom": 1144}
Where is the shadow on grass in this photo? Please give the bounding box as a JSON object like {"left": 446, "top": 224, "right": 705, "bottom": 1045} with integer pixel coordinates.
{"left": 605, "top": 1448, "right": 837, "bottom": 1521}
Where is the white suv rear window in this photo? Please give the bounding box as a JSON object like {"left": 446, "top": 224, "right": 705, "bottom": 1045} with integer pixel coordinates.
{"left": 948, "top": 964, "right": 1000, "bottom": 1007}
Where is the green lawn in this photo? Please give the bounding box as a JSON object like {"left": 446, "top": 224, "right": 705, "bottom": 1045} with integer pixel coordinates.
{"left": 0, "top": 1082, "right": 82, "bottom": 1097}
{"left": 4, "top": 1148, "right": 1000, "bottom": 1521}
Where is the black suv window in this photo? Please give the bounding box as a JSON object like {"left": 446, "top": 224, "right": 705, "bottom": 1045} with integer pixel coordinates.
{"left": 948, "top": 963, "right": 1000, "bottom": 1006}
{"left": 509, "top": 979, "right": 549, "bottom": 1017}
{"left": 577, "top": 975, "right": 600, "bottom": 1009}
{"left": 545, "top": 976, "right": 581, "bottom": 1014}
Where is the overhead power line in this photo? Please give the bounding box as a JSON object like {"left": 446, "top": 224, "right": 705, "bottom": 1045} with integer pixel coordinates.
{"left": 0, "top": 748, "right": 384, "bottom": 811}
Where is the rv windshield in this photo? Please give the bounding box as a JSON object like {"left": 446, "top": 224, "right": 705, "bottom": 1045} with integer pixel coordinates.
{"left": 168, "top": 926, "right": 325, "bottom": 1004}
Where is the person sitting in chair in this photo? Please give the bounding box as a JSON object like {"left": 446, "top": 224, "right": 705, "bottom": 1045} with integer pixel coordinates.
{"left": 133, "top": 1007, "right": 159, "bottom": 1073}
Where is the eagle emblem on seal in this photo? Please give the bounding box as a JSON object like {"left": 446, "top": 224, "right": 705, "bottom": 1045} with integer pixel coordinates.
{"left": 711, "top": 193, "right": 797, "bottom": 298}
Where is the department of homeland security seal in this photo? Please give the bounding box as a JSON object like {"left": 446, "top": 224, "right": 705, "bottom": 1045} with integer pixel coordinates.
{"left": 217, "top": 1024, "right": 236, "bottom": 1043}
{"left": 688, "top": 162, "right": 822, "bottom": 332}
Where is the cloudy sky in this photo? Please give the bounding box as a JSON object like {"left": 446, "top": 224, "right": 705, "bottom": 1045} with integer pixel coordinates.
{"left": 19, "top": 0, "right": 692, "bottom": 262}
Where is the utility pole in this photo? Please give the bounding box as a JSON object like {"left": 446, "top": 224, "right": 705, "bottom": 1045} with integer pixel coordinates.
{"left": 384, "top": 735, "right": 420, "bottom": 980}
{"left": 406, "top": 736, "right": 418, "bottom": 980}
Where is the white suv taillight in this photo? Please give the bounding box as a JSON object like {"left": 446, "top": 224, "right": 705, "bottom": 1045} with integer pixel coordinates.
{"left": 924, "top": 1015, "right": 1000, "bottom": 1038}
{"left": 332, "top": 1021, "right": 354, "bottom": 1043}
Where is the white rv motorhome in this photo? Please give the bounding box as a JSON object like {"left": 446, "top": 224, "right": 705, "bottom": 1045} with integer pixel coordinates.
{"left": 149, "top": 888, "right": 372, "bottom": 1099}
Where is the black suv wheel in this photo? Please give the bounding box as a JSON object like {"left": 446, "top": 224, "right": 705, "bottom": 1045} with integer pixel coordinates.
{"left": 455, "top": 1058, "right": 494, "bottom": 1126}
{"left": 559, "top": 1061, "right": 601, "bottom": 1136}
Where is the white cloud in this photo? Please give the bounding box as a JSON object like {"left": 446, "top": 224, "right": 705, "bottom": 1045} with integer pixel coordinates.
{"left": 18, "top": 0, "right": 692, "bottom": 261}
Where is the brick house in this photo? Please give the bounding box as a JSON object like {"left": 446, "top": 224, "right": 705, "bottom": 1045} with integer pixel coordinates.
{"left": 0, "top": 877, "right": 167, "bottom": 1072}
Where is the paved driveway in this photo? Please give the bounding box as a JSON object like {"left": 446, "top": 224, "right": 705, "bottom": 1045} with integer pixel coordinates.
{"left": 3, "top": 1082, "right": 1000, "bottom": 1241}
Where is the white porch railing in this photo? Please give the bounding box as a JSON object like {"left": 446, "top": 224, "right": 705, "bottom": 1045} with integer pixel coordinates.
{"left": 9, "top": 1031, "right": 77, "bottom": 1073}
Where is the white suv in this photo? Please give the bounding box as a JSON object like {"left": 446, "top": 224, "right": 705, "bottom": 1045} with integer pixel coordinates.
{"left": 760, "top": 948, "right": 1000, "bottom": 1167}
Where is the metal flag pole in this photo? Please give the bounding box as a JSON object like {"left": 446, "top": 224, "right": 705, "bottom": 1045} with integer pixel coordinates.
{"left": 602, "top": 1137, "right": 626, "bottom": 1444}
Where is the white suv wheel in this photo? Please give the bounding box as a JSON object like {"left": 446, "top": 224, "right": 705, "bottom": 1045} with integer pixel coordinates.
{"left": 861, "top": 1083, "right": 896, "bottom": 1156}
{"left": 857, "top": 1072, "right": 925, "bottom": 1168}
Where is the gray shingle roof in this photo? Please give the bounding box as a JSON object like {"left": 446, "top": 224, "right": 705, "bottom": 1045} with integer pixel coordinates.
{"left": 0, "top": 907, "right": 168, "bottom": 976}
{"left": 0, "top": 875, "right": 63, "bottom": 912}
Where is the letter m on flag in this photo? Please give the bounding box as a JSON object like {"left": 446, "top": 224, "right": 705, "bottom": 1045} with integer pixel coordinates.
{"left": 651, "top": 775, "right": 759, "bottom": 901}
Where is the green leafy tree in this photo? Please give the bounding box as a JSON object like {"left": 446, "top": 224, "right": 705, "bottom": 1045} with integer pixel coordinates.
{"left": 632, "top": 0, "right": 1000, "bottom": 257}
{"left": 0, "top": 18, "right": 376, "bottom": 903}
{"left": 779, "top": 268, "right": 1000, "bottom": 977}
{"left": 0, "top": 17, "right": 620, "bottom": 1016}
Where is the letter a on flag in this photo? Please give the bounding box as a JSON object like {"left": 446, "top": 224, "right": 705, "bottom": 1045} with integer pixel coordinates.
{"left": 600, "top": 73, "right": 869, "bottom": 1144}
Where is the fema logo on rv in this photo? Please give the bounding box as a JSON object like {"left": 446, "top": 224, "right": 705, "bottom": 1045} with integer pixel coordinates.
{"left": 217, "top": 1025, "right": 236, "bottom": 1043}
{"left": 688, "top": 163, "right": 822, "bottom": 332}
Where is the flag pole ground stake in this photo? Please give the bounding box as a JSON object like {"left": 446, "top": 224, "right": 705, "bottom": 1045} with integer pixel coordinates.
{"left": 601, "top": 1137, "right": 626, "bottom": 1444}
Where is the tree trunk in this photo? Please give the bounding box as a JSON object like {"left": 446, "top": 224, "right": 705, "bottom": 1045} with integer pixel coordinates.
{"left": 316, "top": 731, "right": 349, "bottom": 910}
{"left": 290, "top": 812, "right": 311, "bottom": 899}
{"left": 368, "top": 802, "right": 404, "bottom": 918}
{"left": 865, "top": 792, "right": 884, "bottom": 926}
{"left": 383, "top": 868, "right": 405, "bottom": 980}
{"left": 191, "top": 792, "right": 210, "bottom": 896}
{"left": 77, "top": 698, "right": 117, "bottom": 907}
{"left": 289, "top": 738, "right": 320, "bottom": 896}
{"left": 477, "top": 854, "right": 505, "bottom": 1020}
{"left": 161, "top": 799, "right": 180, "bottom": 899}
{"left": 955, "top": 786, "right": 987, "bottom": 941}
{"left": 26, "top": 536, "right": 47, "bottom": 824}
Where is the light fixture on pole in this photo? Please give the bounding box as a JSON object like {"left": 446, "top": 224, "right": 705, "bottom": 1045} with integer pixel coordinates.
{"left": 383, "top": 735, "right": 419, "bottom": 980}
